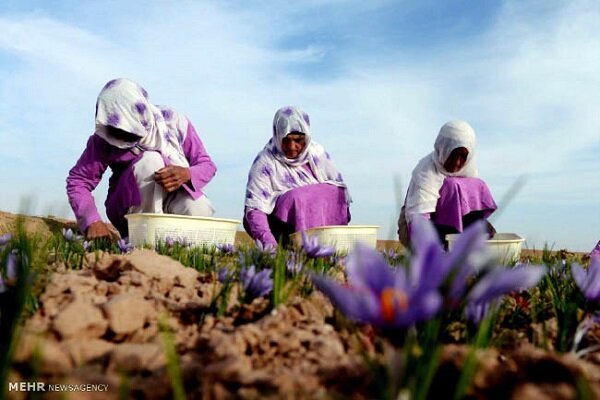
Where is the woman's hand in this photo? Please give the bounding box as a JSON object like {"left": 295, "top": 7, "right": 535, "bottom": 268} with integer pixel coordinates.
{"left": 86, "top": 220, "right": 118, "bottom": 240}
{"left": 154, "top": 166, "right": 191, "bottom": 192}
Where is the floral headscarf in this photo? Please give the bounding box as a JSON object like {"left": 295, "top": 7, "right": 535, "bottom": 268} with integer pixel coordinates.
{"left": 245, "top": 106, "right": 350, "bottom": 214}
{"left": 94, "top": 78, "right": 189, "bottom": 167}
{"left": 404, "top": 120, "right": 478, "bottom": 221}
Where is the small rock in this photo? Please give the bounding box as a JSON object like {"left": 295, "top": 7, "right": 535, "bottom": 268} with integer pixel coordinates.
{"left": 52, "top": 300, "right": 107, "bottom": 340}
{"left": 102, "top": 293, "right": 155, "bottom": 338}
{"left": 108, "top": 343, "right": 166, "bottom": 373}
{"left": 61, "top": 338, "right": 115, "bottom": 366}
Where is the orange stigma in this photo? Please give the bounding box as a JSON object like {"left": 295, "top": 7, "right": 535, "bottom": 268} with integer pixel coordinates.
{"left": 380, "top": 288, "right": 409, "bottom": 323}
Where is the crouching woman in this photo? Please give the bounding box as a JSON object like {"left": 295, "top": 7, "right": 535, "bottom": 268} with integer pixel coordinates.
{"left": 244, "top": 106, "right": 351, "bottom": 247}
{"left": 66, "top": 78, "right": 216, "bottom": 240}
{"left": 399, "top": 120, "right": 496, "bottom": 247}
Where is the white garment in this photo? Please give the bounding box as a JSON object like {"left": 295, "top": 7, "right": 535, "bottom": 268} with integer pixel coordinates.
{"left": 244, "top": 106, "right": 350, "bottom": 214}
{"left": 129, "top": 151, "right": 215, "bottom": 216}
{"left": 94, "top": 78, "right": 190, "bottom": 167}
{"left": 404, "top": 120, "right": 478, "bottom": 222}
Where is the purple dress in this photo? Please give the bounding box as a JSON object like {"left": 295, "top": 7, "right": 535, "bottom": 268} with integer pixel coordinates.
{"left": 244, "top": 183, "right": 350, "bottom": 246}
{"left": 431, "top": 176, "right": 497, "bottom": 232}
{"left": 66, "top": 122, "right": 216, "bottom": 236}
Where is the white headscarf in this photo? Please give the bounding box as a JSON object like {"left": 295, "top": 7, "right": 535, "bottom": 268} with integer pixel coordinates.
{"left": 404, "top": 120, "right": 478, "bottom": 222}
{"left": 94, "top": 78, "right": 189, "bottom": 167}
{"left": 244, "top": 106, "right": 350, "bottom": 214}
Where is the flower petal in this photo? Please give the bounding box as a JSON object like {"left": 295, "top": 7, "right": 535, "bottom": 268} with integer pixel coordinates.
{"left": 346, "top": 242, "right": 395, "bottom": 294}
{"left": 468, "top": 265, "right": 546, "bottom": 303}
{"left": 311, "top": 273, "right": 378, "bottom": 323}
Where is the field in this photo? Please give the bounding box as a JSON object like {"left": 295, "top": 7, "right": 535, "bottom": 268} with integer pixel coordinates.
{"left": 0, "top": 211, "right": 598, "bottom": 400}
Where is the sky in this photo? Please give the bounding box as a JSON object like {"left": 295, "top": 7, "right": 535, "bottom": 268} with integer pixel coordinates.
{"left": 0, "top": 0, "right": 598, "bottom": 251}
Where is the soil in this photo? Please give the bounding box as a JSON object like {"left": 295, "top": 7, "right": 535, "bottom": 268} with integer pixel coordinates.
{"left": 2, "top": 211, "right": 598, "bottom": 399}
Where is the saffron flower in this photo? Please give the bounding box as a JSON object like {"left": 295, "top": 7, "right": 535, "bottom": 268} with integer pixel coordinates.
{"left": 590, "top": 241, "right": 600, "bottom": 258}
{"left": 286, "top": 253, "right": 303, "bottom": 275}
{"left": 62, "top": 228, "right": 74, "bottom": 241}
{"left": 311, "top": 242, "right": 442, "bottom": 329}
{"left": 255, "top": 240, "right": 277, "bottom": 256}
{"left": 5, "top": 253, "right": 18, "bottom": 286}
{"left": 406, "top": 216, "right": 489, "bottom": 302}
{"left": 572, "top": 256, "right": 600, "bottom": 302}
{"left": 165, "top": 236, "right": 175, "bottom": 247}
{"left": 301, "top": 232, "right": 335, "bottom": 258}
{"left": 464, "top": 264, "right": 546, "bottom": 323}
{"left": 218, "top": 266, "right": 233, "bottom": 284}
{"left": 118, "top": 239, "right": 134, "bottom": 254}
{"left": 176, "top": 236, "right": 192, "bottom": 248}
{"left": 217, "top": 243, "right": 235, "bottom": 254}
{"left": 240, "top": 265, "right": 273, "bottom": 301}
{"left": 0, "top": 232, "right": 12, "bottom": 248}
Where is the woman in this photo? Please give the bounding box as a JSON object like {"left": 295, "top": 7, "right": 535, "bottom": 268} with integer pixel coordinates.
{"left": 244, "top": 106, "right": 351, "bottom": 247}
{"left": 398, "top": 120, "right": 496, "bottom": 247}
{"left": 66, "top": 78, "right": 216, "bottom": 240}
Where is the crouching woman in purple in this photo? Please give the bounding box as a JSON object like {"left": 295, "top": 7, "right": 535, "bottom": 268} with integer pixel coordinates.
{"left": 66, "top": 78, "right": 216, "bottom": 240}
{"left": 398, "top": 120, "right": 497, "bottom": 247}
{"left": 244, "top": 106, "right": 351, "bottom": 247}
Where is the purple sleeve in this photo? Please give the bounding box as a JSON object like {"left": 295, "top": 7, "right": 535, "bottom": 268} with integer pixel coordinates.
{"left": 66, "top": 135, "right": 108, "bottom": 233}
{"left": 245, "top": 208, "right": 277, "bottom": 246}
{"left": 181, "top": 121, "right": 217, "bottom": 199}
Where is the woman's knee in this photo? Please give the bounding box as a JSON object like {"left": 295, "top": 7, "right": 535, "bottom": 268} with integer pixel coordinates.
{"left": 134, "top": 151, "right": 165, "bottom": 177}
{"left": 441, "top": 177, "right": 463, "bottom": 191}
{"left": 167, "top": 194, "right": 215, "bottom": 217}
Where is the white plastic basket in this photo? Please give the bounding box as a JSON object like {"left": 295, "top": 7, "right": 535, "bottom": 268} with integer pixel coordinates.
{"left": 125, "top": 213, "right": 240, "bottom": 249}
{"left": 292, "top": 225, "right": 380, "bottom": 253}
{"left": 446, "top": 232, "right": 525, "bottom": 265}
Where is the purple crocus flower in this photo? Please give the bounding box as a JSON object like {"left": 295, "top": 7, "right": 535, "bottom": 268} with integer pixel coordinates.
{"left": 62, "top": 228, "right": 74, "bottom": 241}
{"left": 0, "top": 233, "right": 12, "bottom": 247}
{"left": 408, "top": 216, "right": 489, "bottom": 301}
{"left": 165, "top": 236, "right": 175, "bottom": 247}
{"left": 83, "top": 241, "right": 91, "bottom": 252}
{"left": 240, "top": 265, "right": 273, "bottom": 301}
{"left": 590, "top": 241, "right": 600, "bottom": 258}
{"left": 311, "top": 243, "right": 442, "bottom": 329}
{"left": 409, "top": 215, "right": 545, "bottom": 323}
{"left": 217, "top": 243, "right": 235, "bottom": 254}
{"left": 333, "top": 254, "right": 348, "bottom": 268}
{"left": 572, "top": 256, "right": 600, "bottom": 302}
{"left": 464, "top": 264, "right": 546, "bottom": 323}
{"left": 176, "top": 236, "right": 192, "bottom": 248}
{"left": 301, "top": 232, "right": 335, "bottom": 258}
{"left": 255, "top": 240, "right": 277, "bottom": 256}
{"left": 286, "top": 253, "right": 303, "bottom": 274}
{"left": 118, "top": 239, "right": 134, "bottom": 254}
{"left": 6, "top": 253, "right": 18, "bottom": 285}
{"left": 218, "top": 266, "right": 233, "bottom": 284}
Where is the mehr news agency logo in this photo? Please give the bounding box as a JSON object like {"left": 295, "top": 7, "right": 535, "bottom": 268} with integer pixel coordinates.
{"left": 9, "top": 381, "right": 110, "bottom": 393}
